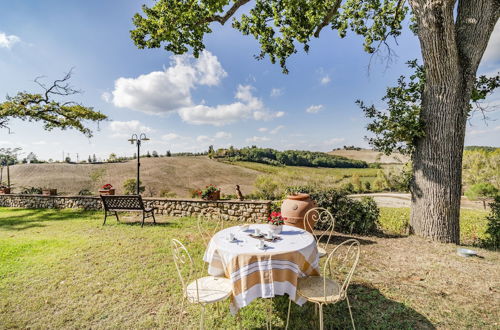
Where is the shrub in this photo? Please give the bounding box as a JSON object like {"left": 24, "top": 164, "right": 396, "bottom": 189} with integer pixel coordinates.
{"left": 364, "top": 181, "right": 371, "bottom": 191}
{"left": 160, "top": 189, "right": 177, "bottom": 198}
{"left": 78, "top": 189, "right": 92, "bottom": 196}
{"left": 351, "top": 174, "right": 362, "bottom": 192}
{"left": 465, "top": 183, "right": 498, "bottom": 209}
{"left": 285, "top": 186, "right": 380, "bottom": 235}
{"left": 190, "top": 189, "right": 202, "bottom": 198}
{"left": 122, "top": 178, "right": 145, "bottom": 195}
{"left": 20, "top": 186, "right": 43, "bottom": 194}
{"left": 254, "top": 175, "right": 280, "bottom": 200}
{"left": 483, "top": 196, "right": 500, "bottom": 249}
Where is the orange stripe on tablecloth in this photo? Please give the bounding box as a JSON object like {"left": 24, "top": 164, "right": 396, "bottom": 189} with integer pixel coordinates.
{"left": 230, "top": 250, "right": 318, "bottom": 277}
{"left": 232, "top": 268, "right": 299, "bottom": 296}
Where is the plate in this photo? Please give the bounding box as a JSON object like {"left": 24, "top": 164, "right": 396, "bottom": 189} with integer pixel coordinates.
{"left": 249, "top": 233, "right": 264, "bottom": 238}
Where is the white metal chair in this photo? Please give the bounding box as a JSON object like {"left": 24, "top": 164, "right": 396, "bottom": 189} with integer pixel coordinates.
{"left": 197, "top": 207, "right": 224, "bottom": 247}
{"left": 304, "top": 207, "right": 335, "bottom": 258}
{"left": 286, "top": 239, "right": 360, "bottom": 330}
{"left": 171, "top": 239, "right": 232, "bottom": 329}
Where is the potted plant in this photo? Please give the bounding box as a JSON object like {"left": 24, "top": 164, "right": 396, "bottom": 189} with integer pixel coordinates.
{"left": 0, "top": 183, "right": 11, "bottom": 194}
{"left": 267, "top": 211, "right": 286, "bottom": 234}
{"left": 42, "top": 188, "right": 57, "bottom": 196}
{"left": 99, "top": 183, "right": 115, "bottom": 195}
{"left": 201, "top": 184, "right": 220, "bottom": 201}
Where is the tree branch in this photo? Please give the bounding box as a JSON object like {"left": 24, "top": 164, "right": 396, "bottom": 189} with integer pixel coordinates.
{"left": 314, "top": 0, "right": 342, "bottom": 37}
{"left": 204, "top": 0, "right": 251, "bottom": 25}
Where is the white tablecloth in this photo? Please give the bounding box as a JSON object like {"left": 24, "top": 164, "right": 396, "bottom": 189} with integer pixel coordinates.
{"left": 203, "top": 224, "right": 319, "bottom": 314}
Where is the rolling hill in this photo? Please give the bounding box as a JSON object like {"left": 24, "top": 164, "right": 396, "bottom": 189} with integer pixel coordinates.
{"left": 7, "top": 156, "right": 260, "bottom": 197}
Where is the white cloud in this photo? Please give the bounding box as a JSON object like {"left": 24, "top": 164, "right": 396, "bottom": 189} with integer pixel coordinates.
{"left": 320, "top": 75, "right": 331, "bottom": 85}
{"left": 270, "top": 88, "right": 284, "bottom": 97}
{"left": 484, "top": 22, "right": 500, "bottom": 63}
{"left": 246, "top": 136, "right": 270, "bottom": 143}
{"left": 306, "top": 104, "right": 324, "bottom": 114}
{"left": 468, "top": 125, "right": 500, "bottom": 135}
{"left": 32, "top": 141, "right": 47, "bottom": 145}
{"left": 0, "top": 32, "right": 20, "bottom": 49}
{"left": 108, "top": 50, "right": 227, "bottom": 115}
{"left": 108, "top": 51, "right": 280, "bottom": 126}
{"left": 196, "top": 135, "right": 214, "bottom": 143}
{"left": 162, "top": 133, "right": 182, "bottom": 141}
{"left": 324, "top": 138, "right": 345, "bottom": 145}
{"left": 108, "top": 120, "right": 153, "bottom": 138}
{"left": 270, "top": 125, "right": 285, "bottom": 134}
{"left": 215, "top": 131, "right": 232, "bottom": 139}
{"left": 258, "top": 127, "right": 268, "bottom": 132}
{"left": 101, "top": 92, "right": 112, "bottom": 103}
{"left": 178, "top": 85, "right": 283, "bottom": 126}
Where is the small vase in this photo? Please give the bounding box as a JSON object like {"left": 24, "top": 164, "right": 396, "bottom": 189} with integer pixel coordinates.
{"left": 267, "top": 224, "right": 283, "bottom": 234}
{"left": 42, "top": 189, "right": 57, "bottom": 196}
{"left": 99, "top": 189, "right": 115, "bottom": 196}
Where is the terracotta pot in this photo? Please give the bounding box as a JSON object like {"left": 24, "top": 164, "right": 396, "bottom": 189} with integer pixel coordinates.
{"left": 0, "top": 188, "right": 11, "bottom": 194}
{"left": 204, "top": 190, "right": 220, "bottom": 201}
{"left": 99, "top": 189, "right": 115, "bottom": 195}
{"left": 42, "top": 189, "right": 57, "bottom": 196}
{"left": 281, "top": 193, "right": 317, "bottom": 233}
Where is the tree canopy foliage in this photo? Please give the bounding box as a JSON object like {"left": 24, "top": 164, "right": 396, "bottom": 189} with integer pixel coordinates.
{"left": 0, "top": 69, "right": 107, "bottom": 137}
{"left": 358, "top": 60, "right": 500, "bottom": 155}
{"left": 131, "top": 0, "right": 407, "bottom": 73}
{"left": 212, "top": 146, "right": 368, "bottom": 168}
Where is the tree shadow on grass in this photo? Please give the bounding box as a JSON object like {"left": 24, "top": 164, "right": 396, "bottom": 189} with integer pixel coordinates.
{"left": 265, "top": 284, "right": 435, "bottom": 330}
{"left": 317, "top": 234, "right": 377, "bottom": 246}
{"left": 0, "top": 209, "right": 99, "bottom": 231}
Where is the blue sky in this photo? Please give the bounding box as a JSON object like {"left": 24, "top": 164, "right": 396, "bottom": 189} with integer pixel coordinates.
{"left": 0, "top": 0, "right": 499, "bottom": 161}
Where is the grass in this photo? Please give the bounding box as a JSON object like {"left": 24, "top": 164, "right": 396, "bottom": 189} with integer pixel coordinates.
{"left": 233, "top": 161, "right": 380, "bottom": 192}
{"left": 379, "top": 207, "right": 490, "bottom": 245}
{"left": 1, "top": 208, "right": 499, "bottom": 329}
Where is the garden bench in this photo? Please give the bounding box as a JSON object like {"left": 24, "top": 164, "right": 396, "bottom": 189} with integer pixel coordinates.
{"left": 100, "top": 195, "right": 156, "bottom": 227}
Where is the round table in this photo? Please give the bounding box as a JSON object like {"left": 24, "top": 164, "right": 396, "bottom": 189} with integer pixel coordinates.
{"left": 203, "top": 224, "right": 320, "bottom": 314}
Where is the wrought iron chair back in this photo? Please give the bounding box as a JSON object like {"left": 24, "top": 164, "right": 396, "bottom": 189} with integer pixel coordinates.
{"left": 171, "top": 239, "right": 200, "bottom": 303}
{"left": 197, "top": 207, "right": 224, "bottom": 247}
{"left": 323, "top": 239, "right": 360, "bottom": 302}
{"left": 304, "top": 207, "right": 335, "bottom": 252}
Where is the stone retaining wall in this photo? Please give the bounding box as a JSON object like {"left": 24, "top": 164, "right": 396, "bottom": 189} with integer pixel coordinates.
{"left": 0, "top": 194, "right": 271, "bottom": 222}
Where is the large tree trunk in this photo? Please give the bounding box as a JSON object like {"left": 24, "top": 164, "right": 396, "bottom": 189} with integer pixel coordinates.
{"left": 409, "top": 0, "right": 499, "bottom": 243}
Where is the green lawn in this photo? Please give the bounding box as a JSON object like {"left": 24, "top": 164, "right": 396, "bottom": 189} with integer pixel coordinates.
{"left": 1, "top": 208, "right": 499, "bottom": 329}
{"left": 379, "top": 207, "right": 490, "bottom": 245}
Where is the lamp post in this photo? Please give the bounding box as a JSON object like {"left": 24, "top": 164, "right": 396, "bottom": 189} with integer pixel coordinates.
{"left": 128, "top": 133, "right": 149, "bottom": 195}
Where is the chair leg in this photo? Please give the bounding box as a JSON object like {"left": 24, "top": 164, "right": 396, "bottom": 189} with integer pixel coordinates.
{"left": 236, "top": 311, "right": 242, "bottom": 330}
{"left": 141, "top": 213, "right": 145, "bottom": 228}
{"left": 115, "top": 211, "right": 120, "bottom": 222}
{"left": 318, "top": 303, "right": 324, "bottom": 330}
{"left": 346, "top": 295, "right": 356, "bottom": 330}
{"left": 200, "top": 304, "right": 205, "bottom": 330}
{"left": 267, "top": 298, "right": 273, "bottom": 330}
{"left": 152, "top": 211, "right": 156, "bottom": 224}
{"left": 103, "top": 213, "right": 107, "bottom": 225}
{"left": 285, "top": 298, "right": 292, "bottom": 330}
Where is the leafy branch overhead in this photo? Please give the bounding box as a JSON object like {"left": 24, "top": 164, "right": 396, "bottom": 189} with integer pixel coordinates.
{"left": 358, "top": 60, "right": 500, "bottom": 156}
{"left": 131, "top": 0, "right": 408, "bottom": 73}
{"left": 0, "top": 69, "right": 107, "bottom": 137}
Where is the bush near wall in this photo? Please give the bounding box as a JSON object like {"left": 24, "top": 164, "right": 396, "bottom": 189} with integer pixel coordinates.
{"left": 286, "top": 186, "right": 380, "bottom": 235}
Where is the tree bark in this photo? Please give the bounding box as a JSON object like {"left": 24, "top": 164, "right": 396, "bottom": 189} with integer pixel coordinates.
{"left": 409, "top": 0, "right": 499, "bottom": 243}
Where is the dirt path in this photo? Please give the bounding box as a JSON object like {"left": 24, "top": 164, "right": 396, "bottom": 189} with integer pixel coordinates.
{"left": 350, "top": 193, "right": 487, "bottom": 210}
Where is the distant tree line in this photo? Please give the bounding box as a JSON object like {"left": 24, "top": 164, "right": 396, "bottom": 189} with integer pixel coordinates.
{"left": 211, "top": 146, "right": 368, "bottom": 168}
